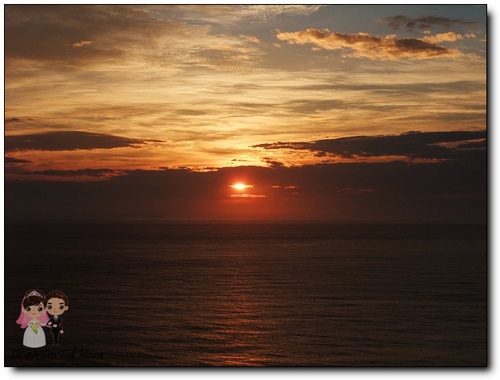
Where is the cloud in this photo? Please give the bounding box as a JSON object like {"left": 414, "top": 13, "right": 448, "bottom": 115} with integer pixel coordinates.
{"left": 66, "top": 40, "right": 93, "bottom": 48}
{"left": 288, "top": 99, "right": 346, "bottom": 113}
{"left": 253, "top": 130, "right": 487, "bottom": 161}
{"left": 228, "top": 194, "right": 267, "bottom": 199}
{"left": 4, "top": 5, "right": 207, "bottom": 67}
{"left": 262, "top": 157, "right": 286, "bottom": 169}
{"left": 384, "top": 15, "right": 476, "bottom": 31}
{"left": 153, "top": 4, "right": 321, "bottom": 27}
{"left": 276, "top": 28, "right": 472, "bottom": 60}
{"left": 5, "top": 5, "right": 127, "bottom": 64}
{"left": 422, "top": 32, "right": 463, "bottom": 43}
{"left": 5, "top": 131, "right": 161, "bottom": 152}
{"left": 237, "top": 5, "right": 322, "bottom": 22}
{"left": 196, "top": 40, "right": 261, "bottom": 66}
{"left": 22, "top": 168, "right": 121, "bottom": 178}
{"left": 5, "top": 156, "right": 32, "bottom": 165}
{"left": 297, "top": 80, "right": 484, "bottom": 96}
{"left": 4, "top": 5, "right": 266, "bottom": 70}
{"left": 5, "top": 117, "right": 25, "bottom": 123}
{"left": 240, "top": 35, "right": 260, "bottom": 44}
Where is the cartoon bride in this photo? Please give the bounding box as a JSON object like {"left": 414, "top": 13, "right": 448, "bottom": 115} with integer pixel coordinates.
{"left": 16, "top": 289, "right": 49, "bottom": 348}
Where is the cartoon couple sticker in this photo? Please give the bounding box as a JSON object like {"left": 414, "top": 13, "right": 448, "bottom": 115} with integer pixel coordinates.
{"left": 16, "top": 289, "right": 69, "bottom": 348}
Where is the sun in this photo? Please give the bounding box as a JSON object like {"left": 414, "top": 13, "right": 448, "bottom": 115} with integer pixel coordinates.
{"left": 230, "top": 183, "right": 253, "bottom": 191}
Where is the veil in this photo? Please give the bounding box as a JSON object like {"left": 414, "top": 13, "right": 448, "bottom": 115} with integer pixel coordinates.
{"left": 16, "top": 301, "right": 49, "bottom": 329}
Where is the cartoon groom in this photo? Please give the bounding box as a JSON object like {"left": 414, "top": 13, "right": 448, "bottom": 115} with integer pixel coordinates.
{"left": 45, "top": 290, "right": 69, "bottom": 345}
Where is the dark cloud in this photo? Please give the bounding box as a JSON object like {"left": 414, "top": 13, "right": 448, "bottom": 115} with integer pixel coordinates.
{"left": 5, "top": 117, "right": 25, "bottom": 123}
{"left": 457, "top": 140, "right": 487, "bottom": 150}
{"left": 5, "top": 131, "right": 161, "bottom": 152}
{"left": 4, "top": 156, "right": 32, "bottom": 164}
{"left": 254, "top": 130, "right": 486, "bottom": 160}
{"left": 384, "top": 15, "right": 477, "bottom": 31}
{"left": 23, "top": 169, "right": 120, "bottom": 178}
{"left": 393, "top": 38, "right": 447, "bottom": 54}
{"left": 261, "top": 157, "right": 286, "bottom": 169}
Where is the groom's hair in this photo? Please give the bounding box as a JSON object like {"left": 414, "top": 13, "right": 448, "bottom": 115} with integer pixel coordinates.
{"left": 46, "top": 290, "right": 69, "bottom": 306}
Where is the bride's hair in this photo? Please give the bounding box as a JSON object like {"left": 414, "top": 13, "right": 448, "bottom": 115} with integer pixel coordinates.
{"left": 16, "top": 289, "right": 49, "bottom": 329}
{"left": 22, "top": 289, "right": 46, "bottom": 309}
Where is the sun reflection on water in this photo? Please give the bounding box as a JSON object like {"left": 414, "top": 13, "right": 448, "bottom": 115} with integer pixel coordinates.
{"left": 199, "top": 253, "right": 281, "bottom": 366}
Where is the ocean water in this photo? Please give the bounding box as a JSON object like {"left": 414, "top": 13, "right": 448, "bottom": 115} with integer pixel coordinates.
{"left": 4, "top": 222, "right": 487, "bottom": 367}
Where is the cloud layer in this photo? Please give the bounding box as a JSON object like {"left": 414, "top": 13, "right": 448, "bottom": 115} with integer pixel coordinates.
{"left": 4, "top": 5, "right": 486, "bottom": 181}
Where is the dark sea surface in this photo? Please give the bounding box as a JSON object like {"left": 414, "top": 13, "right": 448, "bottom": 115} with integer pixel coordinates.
{"left": 4, "top": 222, "right": 487, "bottom": 367}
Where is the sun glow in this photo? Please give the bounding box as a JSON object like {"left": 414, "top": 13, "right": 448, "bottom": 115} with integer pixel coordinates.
{"left": 230, "top": 183, "right": 253, "bottom": 191}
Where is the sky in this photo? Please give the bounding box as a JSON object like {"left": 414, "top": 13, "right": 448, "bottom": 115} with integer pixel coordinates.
{"left": 3, "top": 3, "right": 487, "bottom": 222}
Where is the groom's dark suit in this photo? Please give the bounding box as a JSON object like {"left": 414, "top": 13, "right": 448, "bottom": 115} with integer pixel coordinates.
{"left": 46, "top": 316, "right": 64, "bottom": 345}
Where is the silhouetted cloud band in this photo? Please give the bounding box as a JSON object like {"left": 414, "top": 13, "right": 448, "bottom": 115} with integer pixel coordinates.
{"left": 5, "top": 131, "right": 161, "bottom": 152}
{"left": 254, "top": 130, "right": 486, "bottom": 160}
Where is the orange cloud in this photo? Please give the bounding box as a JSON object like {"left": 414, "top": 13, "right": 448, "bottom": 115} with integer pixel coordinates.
{"left": 228, "top": 194, "right": 266, "bottom": 198}
{"left": 240, "top": 35, "right": 260, "bottom": 43}
{"left": 421, "top": 32, "right": 464, "bottom": 44}
{"left": 276, "top": 28, "right": 471, "bottom": 60}
{"left": 67, "top": 40, "right": 93, "bottom": 48}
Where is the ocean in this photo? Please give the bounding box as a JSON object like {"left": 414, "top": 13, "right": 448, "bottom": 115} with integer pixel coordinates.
{"left": 3, "top": 222, "right": 487, "bottom": 367}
